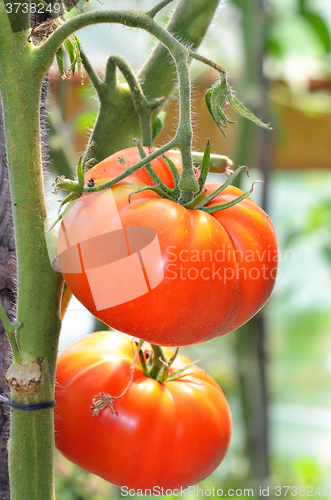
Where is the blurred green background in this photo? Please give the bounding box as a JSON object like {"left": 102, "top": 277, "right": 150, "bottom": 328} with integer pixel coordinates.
{"left": 47, "top": 0, "right": 331, "bottom": 498}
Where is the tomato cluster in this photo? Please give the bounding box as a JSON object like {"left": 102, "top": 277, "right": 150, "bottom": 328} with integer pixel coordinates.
{"left": 55, "top": 147, "right": 277, "bottom": 490}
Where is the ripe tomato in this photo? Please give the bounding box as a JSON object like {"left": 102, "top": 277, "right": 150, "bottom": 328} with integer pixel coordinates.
{"left": 57, "top": 147, "right": 277, "bottom": 346}
{"left": 55, "top": 331, "right": 232, "bottom": 490}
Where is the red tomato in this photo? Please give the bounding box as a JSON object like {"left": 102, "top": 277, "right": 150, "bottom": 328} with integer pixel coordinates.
{"left": 55, "top": 331, "right": 232, "bottom": 490}
{"left": 58, "top": 147, "right": 277, "bottom": 346}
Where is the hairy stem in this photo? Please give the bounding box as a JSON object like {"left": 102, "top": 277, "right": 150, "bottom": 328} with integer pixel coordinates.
{"left": 0, "top": 12, "right": 63, "bottom": 500}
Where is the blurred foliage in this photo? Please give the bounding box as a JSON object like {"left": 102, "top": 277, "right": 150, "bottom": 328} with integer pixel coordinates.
{"left": 266, "top": 0, "right": 331, "bottom": 60}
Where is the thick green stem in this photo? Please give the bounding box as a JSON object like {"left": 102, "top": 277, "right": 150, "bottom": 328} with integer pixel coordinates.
{"left": 149, "top": 345, "right": 169, "bottom": 382}
{"left": 175, "top": 55, "right": 199, "bottom": 202}
{"left": 0, "top": 11, "right": 63, "bottom": 500}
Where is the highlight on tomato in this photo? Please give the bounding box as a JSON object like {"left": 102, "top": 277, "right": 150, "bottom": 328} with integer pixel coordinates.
{"left": 55, "top": 146, "right": 278, "bottom": 346}
{"left": 55, "top": 331, "right": 232, "bottom": 490}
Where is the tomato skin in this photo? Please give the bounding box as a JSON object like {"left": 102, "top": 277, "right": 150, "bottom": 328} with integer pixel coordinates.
{"left": 59, "top": 147, "right": 278, "bottom": 346}
{"left": 55, "top": 331, "right": 232, "bottom": 490}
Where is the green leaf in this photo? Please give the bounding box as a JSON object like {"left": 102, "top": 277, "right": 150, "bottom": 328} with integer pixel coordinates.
{"left": 205, "top": 86, "right": 227, "bottom": 136}
{"left": 65, "top": 38, "right": 75, "bottom": 73}
{"left": 227, "top": 89, "right": 272, "bottom": 130}
{"left": 56, "top": 46, "right": 65, "bottom": 78}
{"left": 304, "top": 13, "right": 331, "bottom": 53}
{"left": 61, "top": 33, "right": 83, "bottom": 81}
{"left": 69, "top": 34, "right": 81, "bottom": 76}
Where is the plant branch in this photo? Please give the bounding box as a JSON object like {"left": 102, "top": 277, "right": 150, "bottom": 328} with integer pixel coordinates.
{"left": 147, "top": 0, "right": 175, "bottom": 18}
{"left": 36, "top": 10, "right": 198, "bottom": 199}
{"left": 188, "top": 49, "right": 227, "bottom": 78}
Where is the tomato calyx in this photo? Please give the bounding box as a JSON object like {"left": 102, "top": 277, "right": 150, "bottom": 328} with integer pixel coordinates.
{"left": 91, "top": 341, "right": 201, "bottom": 417}
{"left": 52, "top": 138, "right": 261, "bottom": 223}
{"left": 128, "top": 141, "right": 262, "bottom": 213}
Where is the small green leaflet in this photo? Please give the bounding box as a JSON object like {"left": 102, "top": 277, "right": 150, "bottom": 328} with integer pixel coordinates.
{"left": 227, "top": 89, "right": 272, "bottom": 130}
{"left": 56, "top": 46, "right": 65, "bottom": 78}
{"left": 204, "top": 77, "right": 271, "bottom": 136}
{"left": 55, "top": 32, "right": 83, "bottom": 82}
{"left": 204, "top": 80, "right": 234, "bottom": 137}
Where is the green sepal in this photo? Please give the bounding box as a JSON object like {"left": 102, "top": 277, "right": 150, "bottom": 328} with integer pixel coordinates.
{"left": 72, "top": 34, "right": 83, "bottom": 82}
{"left": 202, "top": 180, "right": 262, "bottom": 214}
{"left": 198, "top": 140, "right": 211, "bottom": 193}
{"left": 183, "top": 189, "right": 208, "bottom": 209}
{"left": 55, "top": 181, "right": 81, "bottom": 192}
{"left": 167, "top": 348, "right": 179, "bottom": 368}
{"left": 47, "top": 193, "right": 80, "bottom": 233}
{"left": 77, "top": 155, "right": 85, "bottom": 187}
{"left": 128, "top": 185, "right": 177, "bottom": 204}
{"left": 167, "top": 359, "right": 201, "bottom": 382}
{"left": 196, "top": 165, "right": 248, "bottom": 210}
{"left": 65, "top": 38, "right": 75, "bottom": 74}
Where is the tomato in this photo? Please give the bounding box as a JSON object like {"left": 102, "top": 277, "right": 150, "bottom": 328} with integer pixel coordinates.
{"left": 57, "top": 147, "right": 278, "bottom": 346}
{"left": 55, "top": 331, "right": 232, "bottom": 490}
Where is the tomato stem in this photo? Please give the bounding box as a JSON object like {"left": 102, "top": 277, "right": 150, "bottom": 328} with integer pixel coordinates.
{"left": 149, "top": 344, "right": 170, "bottom": 382}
